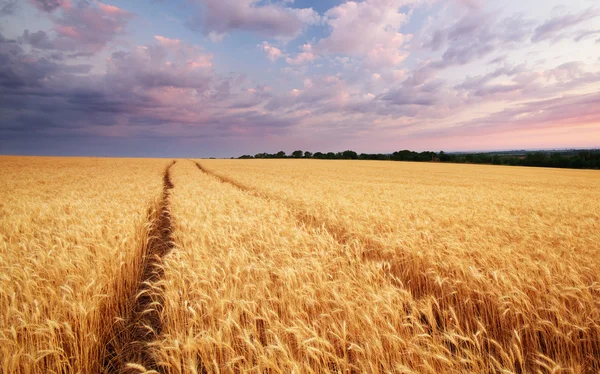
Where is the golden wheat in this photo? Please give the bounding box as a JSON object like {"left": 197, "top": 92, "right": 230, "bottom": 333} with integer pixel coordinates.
{"left": 2, "top": 157, "right": 599, "bottom": 373}
{"left": 195, "top": 159, "right": 600, "bottom": 372}
{"left": 0, "top": 156, "right": 168, "bottom": 373}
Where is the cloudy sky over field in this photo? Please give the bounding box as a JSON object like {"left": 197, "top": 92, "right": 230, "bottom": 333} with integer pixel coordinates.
{"left": 1, "top": 0, "right": 599, "bottom": 156}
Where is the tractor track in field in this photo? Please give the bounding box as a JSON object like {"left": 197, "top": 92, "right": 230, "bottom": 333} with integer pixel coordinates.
{"left": 192, "top": 160, "right": 600, "bottom": 373}
{"left": 103, "top": 160, "right": 176, "bottom": 373}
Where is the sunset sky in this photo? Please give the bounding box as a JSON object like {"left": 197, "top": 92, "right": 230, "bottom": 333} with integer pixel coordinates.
{"left": 1, "top": 0, "right": 599, "bottom": 157}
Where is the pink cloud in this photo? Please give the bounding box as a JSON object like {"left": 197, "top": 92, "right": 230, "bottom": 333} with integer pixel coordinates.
{"left": 154, "top": 35, "right": 182, "bottom": 48}
{"left": 55, "top": 25, "right": 79, "bottom": 38}
{"left": 416, "top": 92, "right": 600, "bottom": 150}
{"left": 317, "top": 0, "right": 411, "bottom": 68}
{"left": 97, "top": 2, "right": 128, "bottom": 16}
{"left": 26, "top": 1, "right": 134, "bottom": 52}
{"left": 259, "top": 41, "right": 284, "bottom": 62}
{"left": 286, "top": 43, "right": 317, "bottom": 65}
{"left": 188, "top": 0, "right": 320, "bottom": 39}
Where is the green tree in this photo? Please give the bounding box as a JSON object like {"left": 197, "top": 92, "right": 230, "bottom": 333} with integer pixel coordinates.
{"left": 292, "top": 150, "right": 303, "bottom": 158}
{"left": 304, "top": 151, "right": 313, "bottom": 158}
{"left": 342, "top": 150, "right": 358, "bottom": 159}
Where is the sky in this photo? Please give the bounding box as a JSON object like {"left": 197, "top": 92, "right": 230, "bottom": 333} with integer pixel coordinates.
{"left": 0, "top": 0, "right": 599, "bottom": 157}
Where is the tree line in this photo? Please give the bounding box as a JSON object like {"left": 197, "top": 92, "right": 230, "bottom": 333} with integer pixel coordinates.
{"left": 237, "top": 149, "right": 600, "bottom": 169}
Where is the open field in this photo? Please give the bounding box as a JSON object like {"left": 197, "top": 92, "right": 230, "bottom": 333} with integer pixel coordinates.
{"left": 1, "top": 157, "right": 599, "bottom": 373}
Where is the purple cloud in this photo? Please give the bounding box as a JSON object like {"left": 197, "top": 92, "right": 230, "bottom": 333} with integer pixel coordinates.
{"left": 187, "top": 0, "right": 319, "bottom": 39}
{"left": 450, "top": 92, "right": 600, "bottom": 138}
{"left": 1, "top": 32, "right": 286, "bottom": 142}
{"left": 19, "top": 30, "right": 54, "bottom": 49}
{"left": 425, "top": 11, "right": 533, "bottom": 69}
{"left": 54, "top": 1, "right": 133, "bottom": 51}
{"left": 0, "top": 0, "right": 17, "bottom": 16}
{"left": 28, "top": 0, "right": 67, "bottom": 12}
{"left": 532, "top": 8, "right": 600, "bottom": 42}
{"left": 573, "top": 29, "right": 600, "bottom": 42}
{"left": 21, "top": 1, "right": 134, "bottom": 52}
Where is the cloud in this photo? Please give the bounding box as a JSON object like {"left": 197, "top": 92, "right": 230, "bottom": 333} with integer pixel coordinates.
{"left": 573, "top": 29, "right": 600, "bottom": 43}
{"left": 425, "top": 10, "right": 533, "bottom": 69}
{"left": 108, "top": 45, "right": 213, "bottom": 92}
{"left": 380, "top": 78, "right": 449, "bottom": 108}
{"left": 532, "top": 8, "right": 600, "bottom": 43}
{"left": 453, "top": 61, "right": 600, "bottom": 103}
{"left": 0, "top": 32, "right": 92, "bottom": 89}
{"left": 20, "top": 1, "right": 134, "bottom": 52}
{"left": 259, "top": 41, "right": 284, "bottom": 61}
{"left": 28, "top": 0, "right": 70, "bottom": 12}
{"left": 188, "top": 0, "right": 320, "bottom": 39}
{"left": 447, "top": 92, "right": 600, "bottom": 139}
{"left": 0, "top": 0, "right": 18, "bottom": 16}
{"left": 53, "top": 1, "right": 133, "bottom": 51}
{"left": 317, "top": 0, "right": 410, "bottom": 68}
{"left": 1, "top": 32, "right": 284, "bottom": 141}
{"left": 285, "top": 43, "right": 317, "bottom": 65}
{"left": 20, "top": 30, "right": 55, "bottom": 49}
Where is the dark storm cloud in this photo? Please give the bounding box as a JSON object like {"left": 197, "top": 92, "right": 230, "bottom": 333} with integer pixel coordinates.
{"left": 0, "top": 30, "right": 289, "bottom": 142}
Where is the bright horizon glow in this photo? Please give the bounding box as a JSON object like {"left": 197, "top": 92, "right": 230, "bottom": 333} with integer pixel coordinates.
{"left": 0, "top": 0, "right": 599, "bottom": 158}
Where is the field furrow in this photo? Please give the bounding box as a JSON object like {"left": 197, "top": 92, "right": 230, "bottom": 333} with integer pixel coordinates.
{"left": 103, "top": 161, "right": 176, "bottom": 373}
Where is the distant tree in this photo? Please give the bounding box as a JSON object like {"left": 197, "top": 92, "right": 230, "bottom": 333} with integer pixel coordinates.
{"left": 523, "top": 152, "right": 548, "bottom": 167}
{"left": 392, "top": 150, "right": 418, "bottom": 161}
{"left": 439, "top": 151, "right": 451, "bottom": 162}
{"left": 342, "top": 150, "right": 358, "bottom": 159}
{"left": 237, "top": 148, "right": 600, "bottom": 169}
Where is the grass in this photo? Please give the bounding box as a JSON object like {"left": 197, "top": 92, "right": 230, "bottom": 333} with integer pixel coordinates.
{"left": 1, "top": 157, "right": 599, "bottom": 373}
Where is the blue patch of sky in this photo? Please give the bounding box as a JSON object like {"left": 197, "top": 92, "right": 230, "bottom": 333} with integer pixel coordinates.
{"left": 285, "top": 0, "right": 343, "bottom": 15}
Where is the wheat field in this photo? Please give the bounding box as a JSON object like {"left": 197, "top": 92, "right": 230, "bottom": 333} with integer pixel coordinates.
{"left": 1, "top": 157, "right": 599, "bottom": 373}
